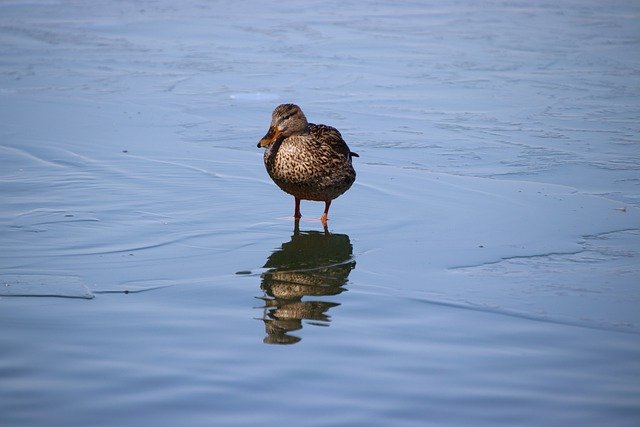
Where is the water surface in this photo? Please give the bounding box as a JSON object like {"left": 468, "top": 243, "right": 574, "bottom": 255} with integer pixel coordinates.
{"left": 1, "top": 1, "right": 639, "bottom": 426}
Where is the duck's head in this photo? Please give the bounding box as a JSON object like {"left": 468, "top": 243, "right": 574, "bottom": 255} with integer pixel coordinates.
{"left": 258, "top": 104, "right": 309, "bottom": 148}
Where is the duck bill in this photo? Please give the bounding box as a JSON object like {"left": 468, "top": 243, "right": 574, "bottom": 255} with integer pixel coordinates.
{"left": 257, "top": 126, "right": 281, "bottom": 148}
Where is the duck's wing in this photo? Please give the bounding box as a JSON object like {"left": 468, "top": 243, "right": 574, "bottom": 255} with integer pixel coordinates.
{"left": 309, "top": 123, "right": 358, "bottom": 159}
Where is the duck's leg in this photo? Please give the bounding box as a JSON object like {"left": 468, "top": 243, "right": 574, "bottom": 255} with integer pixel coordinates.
{"left": 294, "top": 197, "right": 302, "bottom": 219}
{"left": 320, "top": 200, "right": 331, "bottom": 224}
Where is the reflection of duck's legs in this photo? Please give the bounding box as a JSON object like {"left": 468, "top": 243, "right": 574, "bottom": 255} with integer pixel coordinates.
{"left": 294, "top": 215, "right": 328, "bottom": 234}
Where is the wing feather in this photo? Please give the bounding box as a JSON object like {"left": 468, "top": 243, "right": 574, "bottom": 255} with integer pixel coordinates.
{"left": 309, "top": 123, "right": 356, "bottom": 159}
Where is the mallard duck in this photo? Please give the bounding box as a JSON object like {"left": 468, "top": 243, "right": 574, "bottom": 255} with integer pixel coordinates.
{"left": 257, "top": 104, "right": 358, "bottom": 224}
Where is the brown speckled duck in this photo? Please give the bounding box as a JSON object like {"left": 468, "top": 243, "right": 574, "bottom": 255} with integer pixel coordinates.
{"left": 258, "top": 104, "right": 358, "bottom": 224}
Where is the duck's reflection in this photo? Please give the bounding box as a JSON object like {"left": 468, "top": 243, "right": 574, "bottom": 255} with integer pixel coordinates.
{"left": 257, "top": 223, "right": 356, "bottom": 345}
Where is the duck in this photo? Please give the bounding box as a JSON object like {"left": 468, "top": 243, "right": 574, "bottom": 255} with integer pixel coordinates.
{"left": 257, "top": 104, "right": 358, "bottom": 224}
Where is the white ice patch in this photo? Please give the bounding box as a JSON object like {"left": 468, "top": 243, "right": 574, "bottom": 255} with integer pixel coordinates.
{"left": 0, "top": 275, "right": 94, "bottom": 299}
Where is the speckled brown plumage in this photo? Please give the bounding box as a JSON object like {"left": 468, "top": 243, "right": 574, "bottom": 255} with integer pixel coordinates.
{"left": 257, "top": 104, "right": 358, "bottom": 223}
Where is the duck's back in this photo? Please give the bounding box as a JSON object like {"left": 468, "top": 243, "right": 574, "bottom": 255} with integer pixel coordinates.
{"left": 309, "top": 124, "right": 352, "bottom": 158}
{"left": 264, "top": 123, "right": 357, "bottom": 201}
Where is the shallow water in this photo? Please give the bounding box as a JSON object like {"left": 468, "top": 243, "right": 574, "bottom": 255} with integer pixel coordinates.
{"left": 1, "top": 1, "right": 640, "bottom": 426}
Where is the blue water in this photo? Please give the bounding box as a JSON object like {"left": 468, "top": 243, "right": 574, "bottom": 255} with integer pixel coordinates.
{"left": 1, "top": 1, "right": 639, "bottom": 426}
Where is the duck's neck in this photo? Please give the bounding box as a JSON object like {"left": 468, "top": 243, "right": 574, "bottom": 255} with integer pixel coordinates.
{"left": 264, "top": 136, "right": 284, "bottom": 166}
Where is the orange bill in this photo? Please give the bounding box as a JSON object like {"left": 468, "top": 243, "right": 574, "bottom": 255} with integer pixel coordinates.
{"left": 257, "top": 126, "right": 281, "bottom": 148}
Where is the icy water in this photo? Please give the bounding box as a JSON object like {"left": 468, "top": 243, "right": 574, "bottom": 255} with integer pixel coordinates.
{"left": 1, "top": 1, "right": 640, "bottom": 425}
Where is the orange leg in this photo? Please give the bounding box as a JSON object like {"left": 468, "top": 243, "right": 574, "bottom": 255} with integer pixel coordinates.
{"left": 294, "top": 197, "right": 302, "bottom": 219}
{"left": 320, "top": 200, "right": 331, "bottom": 224}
